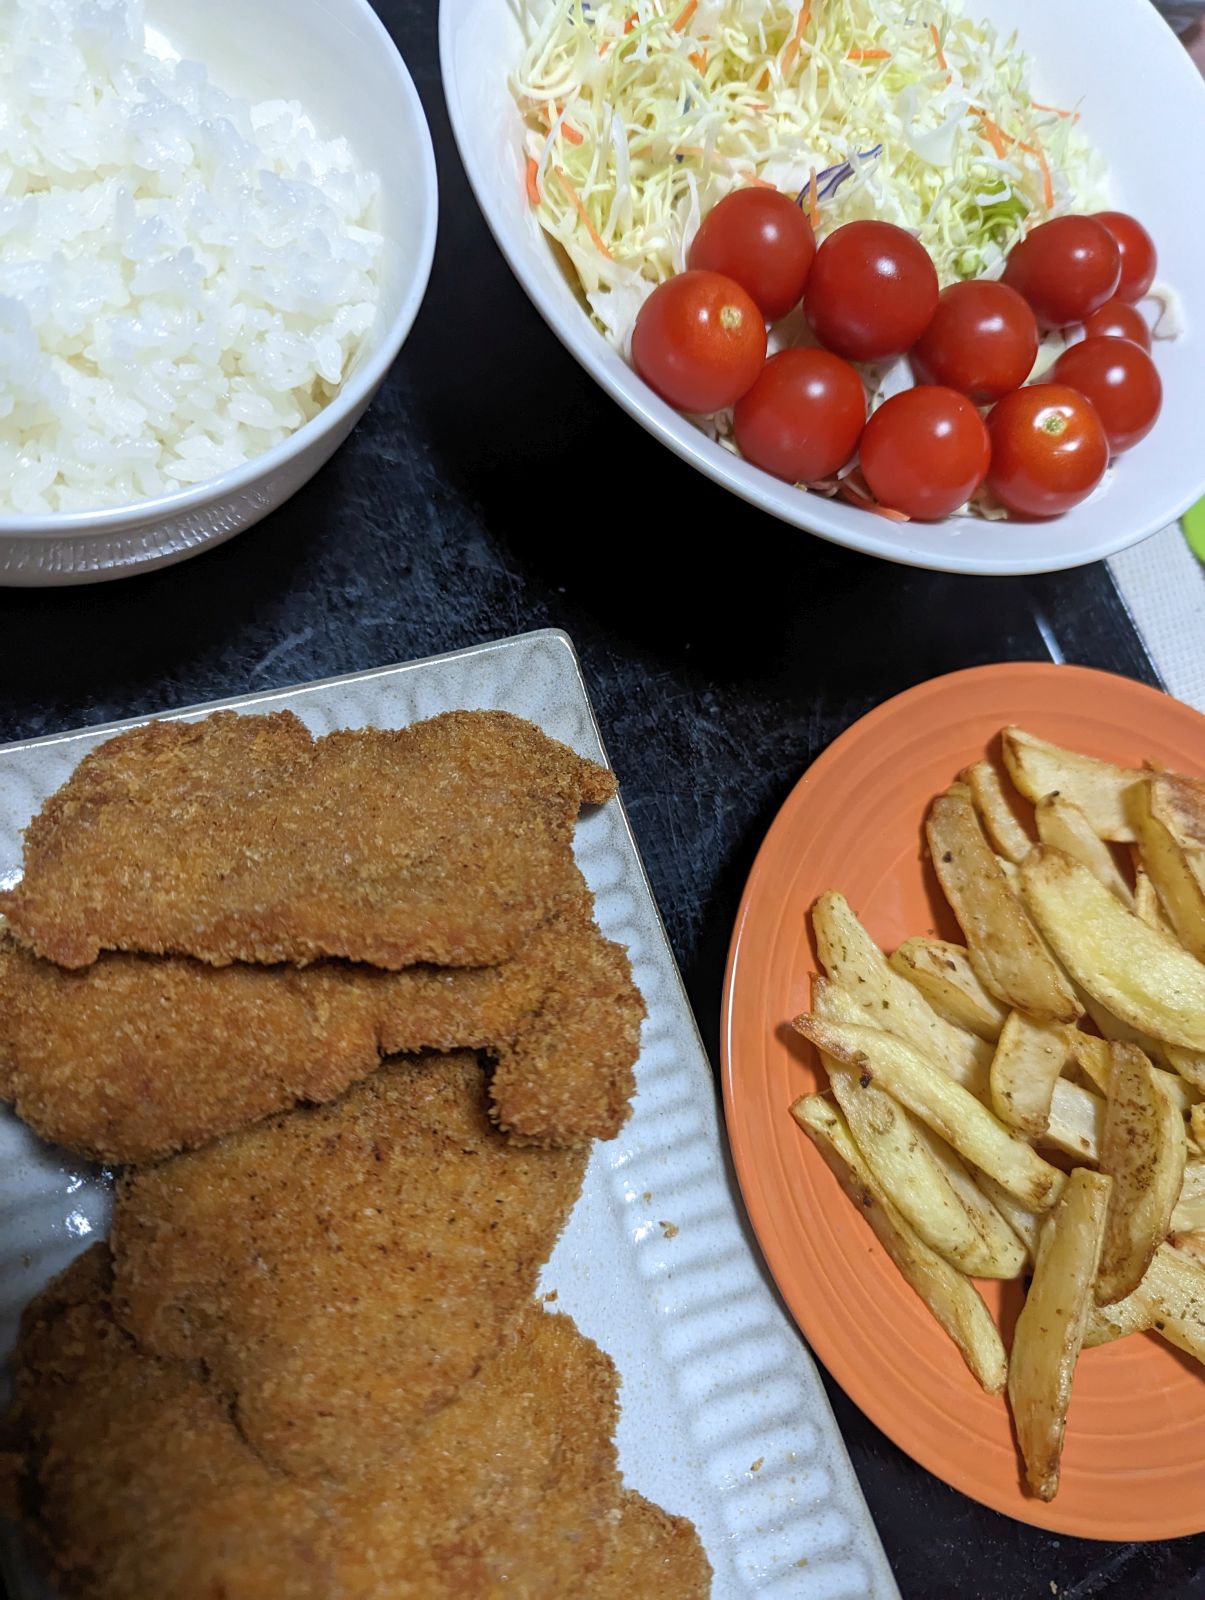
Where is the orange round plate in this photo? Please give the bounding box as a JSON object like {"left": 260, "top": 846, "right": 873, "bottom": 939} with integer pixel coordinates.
{"left": 721, "top": 662, "right": 1205, "bottom": 1540}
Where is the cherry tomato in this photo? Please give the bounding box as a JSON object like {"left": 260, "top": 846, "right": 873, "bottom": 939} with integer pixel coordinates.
{"left": 986, "top": 385, "right": 1108, "bottom": 516}
{"left": 859, "top": 386, "right": 990, "bottom": 520}
{"left": 1082, "top": 298, "right": 1152, "bottom": 353}
{"left": 688, "top": 189, "right": 816, "bottom": 323}
{"left": 804, "top": 220, "right": 938, "bottom": 362}
{"left": 1093, "top": 211, "right": 1157, "bottom": 302}
{"left": 1051, "top": 337, "right": 1162, "bottom": 454}
{"left": 631, "top": 271, "right": 767, "bottom": 414}
{"left": 910, "top": 281, "right": 1038, "bottom": 403}
{"left": 1002, "top": 216, "right": 1121, "bottom": 329}
{"left": 733, "top": 348, "right": 866, "bottom": 483}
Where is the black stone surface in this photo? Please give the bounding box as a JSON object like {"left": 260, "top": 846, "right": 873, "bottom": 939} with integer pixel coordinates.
{"left": 1, "top": 3, "right": 1202, "bottom": 1597}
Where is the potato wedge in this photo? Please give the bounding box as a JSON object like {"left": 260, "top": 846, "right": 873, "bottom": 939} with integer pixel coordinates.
{"left": 814, "top": 981, "right": 1027, "bottom": 1276}
{"left": 1147, "top": 770, "right": 1205, "bottom": 852}
{"left": 889, "top": 938, "right": 1009, "bottom": 1042}
{"left": 1072, "top": 987, "right": 1205, "bottom": 1092}
{"left": 1132, "top": 776, "right": 1205, "bottom": 962}
{"left": 825, "top": 1062, "right": 1025, "bottom": 1279}
{"left": 990, "top": 1011, "right": 1071, "bottom": 1137}
{"left": 1096, "top": 1043, "right": 1187, "bottom": 1304}
{"left": 1002, "top": 727, "right": 1140, "bottom": 842}
{"left": 1070, "top": 1029, "right": 1198, "bottom": 1117}
{"left": 1042, "top": 1078, "right": 1104, "bottom": 1165}
{"left": 1008, "top": 1168, "right": 1112, "bottom": 1501}
{"left": 1021, "top": 848, "right": 1205, "bottom": 1052}
{"left": 927, "top": 792, "right": 1080, "bottom": 1023}
{"left": 963, "top": 759, "right": 1034, "bottom": 865}
{"left": 791, "top": 1093, "right": 1008, "bottom": 1393}
{"left": 1133, "top": 861, "right": 1170, "bottom": 930}
{"left": 794, "top": 1016, "right": 1065, "bottom": 1211}
{"left": 1084, "top": 1242, "right": 1205, "bottom": 1364}
{"left": 1035, "top": 795, "right": 1132, "bottom": 906}
{"left": 1193, "top": 1104, "right": 1205, "bottom": 1152}
{"left": 971, "top": 1169, "right": 1041, "bottom": 1263}
{"left": 1171, "top": 1158, "right": 1205, "bottom": 1234}
{"left": 811, "top": 892, "right": 991, "bottom": 1093}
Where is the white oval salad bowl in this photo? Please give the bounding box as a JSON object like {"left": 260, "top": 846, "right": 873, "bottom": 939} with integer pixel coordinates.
{"left": 441, "top": 0, "right": 1205, "bottom": 575}
{"left": 0, "top": 0, "right": 437, "bottom": 587}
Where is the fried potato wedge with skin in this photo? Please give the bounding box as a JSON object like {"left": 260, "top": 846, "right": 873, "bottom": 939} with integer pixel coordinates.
{"left": 963, "top": 760, "right": 1034, "bottom": 866}
{"left": 1174, "top": 1161, "right": 1205, "bottom": 1233}
{"left": 1022, "top": 849, "right": 1205, "bottom": 1052}
{"left": 1171, "top": 1231, "right": 1205, "bottom": 1269}
{"left": 926, "top": 793, "right": 1080, "bottom": 1023}
{"left": 814, "top": 981, "right": 1025, "bottom": 1274}
{"left": 888, "top": 939, "right": 1008, "bottom": 1042}
{"left": 1193, "top": 1104, "right": 1205, "bottom": 1152}
{"left": 1071, "top": 987, "right": 1205, "bottom": 1091}
{"left": 1035, "top": 796, "right": 1133, "bottom": 906}
{"left": 1041, "top": 1079, "right": 1104, "bottom": 1166}
{"left": 1133, "top": 862, "right": 1170, "bottom": 930}
{"left": 972, "top": 1169, "right": 1041, "bottom": 1263}
{"left": 1002, "top": 727, "right": 1140, "bottom": 843}
{"left": 990, "top": 1012, "right": 1071, "bottom": 1137}
{"left": 1008, "top": 1168, "right": 1112, "bottom": 1502}
{"left": 825, "top": 1062, "right": 1023, "bottom": 1277}
{"left": 1147, "top": 770, "right": 1205, "bottom": 852}
{"left": 1084, "top": 1242, "right": 1205, "bottom": 1363}
{"left": 794, "top": 1016, "right": 1065, "bottom": 1211}
{"left": 790, "top": 1094, "right": 1008, "bottom": 1393}
{"left": 1069, "top": 1031, "right": 1199, "bottom": 1117}
{"left": 1096, "top": 1043, "right": 1188, "bottom": 1305}
{"left": 811, "top": 892, "right": 991, "bottom": 1094}
{"left": 1132, "top": 777, "right": 1205, "bottom": 962}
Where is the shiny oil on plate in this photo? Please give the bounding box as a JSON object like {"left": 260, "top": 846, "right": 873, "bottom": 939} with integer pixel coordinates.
{"left": 722, "top": 662, "right": 1205, "bottom": 1540}
{"left": 0, "top": 629, "right": 896, "bottom": 1600}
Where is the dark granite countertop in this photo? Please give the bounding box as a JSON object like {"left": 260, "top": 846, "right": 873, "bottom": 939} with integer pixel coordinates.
{"left": 1, "top": 2, "right": 1203, "bottom": 1596}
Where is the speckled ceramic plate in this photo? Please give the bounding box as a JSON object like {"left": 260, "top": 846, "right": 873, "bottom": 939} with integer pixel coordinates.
{"left": 0, "top": 629, "right": 896, "bottom": 1600}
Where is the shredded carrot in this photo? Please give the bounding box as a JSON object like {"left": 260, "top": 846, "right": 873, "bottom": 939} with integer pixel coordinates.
{"left": 1031, "top": 101, "right": 1079, "bottom": 120}
{"left": 562, "top": 122, "right": 583, "bottom": 146}
{"left": 780, "top": 1, "right": 812, "bottom": 81}
{"left": 929, "top": 22, "right": 948, "bottom": 71}
{"left": 544, "top": 104, "right": 584, "bottom": 145}
{"left": 689, "top": 48, "right": 708, "bottom": 72}
{"left": 806, "top": 165, "right": 820, "bottom": 229}
{"left": 973, "top": 109, "right": 1010, "bottom": 159}
{"left": 741, "top": 170, "right": 778, "bottom": 190}
{"left": 555, "top": 167, "right": 613, "bottom": 259}
{"left": 838, "top": 481, "right": 911, "bottom": 522}
{"left": 847, "top": 48, "right": 891, "bottom": 60}
{"left": 525, "top": 157, "right": 540, "bottom": 206}
{"left": 672, "top": 0, "right": 697, "bottom": 30}
{"left": 623, "top": 9, "right": 637, "bottom": 31}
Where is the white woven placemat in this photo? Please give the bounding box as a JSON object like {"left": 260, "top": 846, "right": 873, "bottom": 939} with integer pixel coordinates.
{"left": 1110, "top": 522, "right": 1205, "bottom": 711}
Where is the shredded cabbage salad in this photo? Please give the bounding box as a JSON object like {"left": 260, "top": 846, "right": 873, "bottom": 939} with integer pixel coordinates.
{"left": 511, "top": 0, "right": 1107, "bottom": 352}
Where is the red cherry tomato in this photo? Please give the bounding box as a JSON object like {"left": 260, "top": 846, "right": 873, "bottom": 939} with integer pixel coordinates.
{"left": 804, "top": 220, "right": 938, "bottom": 362}
{"left": 688, "top": 189, "right": 816, "bottom": 323}
{"left": 1082, "top": 298, "right": 1152, "bottom": 353}
{"left": 733, "top": 348, "right": 866, "bottom": 483}
{"left": 859, "top": 386, "right": 990, "bottom": 520}
{"left": 910, "top": 281, "right": 1038, "bottom": 403}
{"left": 1093, "top": 211, "right": 1157, "bottom": 302}
{"left": 986, "top": 385, "right": 1108, "bottom": 516}
{"left": 631, "top": 271, "right": 767, "bottom": 414}
{"left": 1002, "top": 216, "right": 1121, "bottom": 329}
{"left": 1051, "top": 337, "right": 1162, "bottom": 454}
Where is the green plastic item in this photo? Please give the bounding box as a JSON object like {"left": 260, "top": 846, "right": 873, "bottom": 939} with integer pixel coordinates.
{"left": 1185, "top": 496, "right": 1205, "bottom": 564}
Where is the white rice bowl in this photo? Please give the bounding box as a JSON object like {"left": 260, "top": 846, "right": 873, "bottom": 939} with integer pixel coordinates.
{"left": 0, "top": 0, "right": 383, "bottom": 514}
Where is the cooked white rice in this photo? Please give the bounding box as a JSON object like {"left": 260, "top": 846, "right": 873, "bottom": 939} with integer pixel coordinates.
{"left": 0, "top": 0, "right": 383, "bottom": 514}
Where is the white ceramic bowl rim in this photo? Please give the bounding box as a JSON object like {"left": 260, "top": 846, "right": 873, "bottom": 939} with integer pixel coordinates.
{"left": 2, "top": 0, "right": 438, "bottom": 542}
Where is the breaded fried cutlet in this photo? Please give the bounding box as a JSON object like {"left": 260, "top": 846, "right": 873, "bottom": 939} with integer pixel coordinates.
{"left": 596, "top": 1492, "right": 714, "bottom": 1598}
{"left": 4, "top": 1246, "right": 624, "bottom": 1600}
{"left": 111, "top": 1053, "right": 588, "bottom": 1479}
{"left": 0, "top": 709, "right": 615, "bottom": 970}
{"left": 0, "top": 896, "right": 643, "bottom": 1162}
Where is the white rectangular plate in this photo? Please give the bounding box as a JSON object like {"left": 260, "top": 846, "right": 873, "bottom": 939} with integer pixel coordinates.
{"left": 0, "top": 628, "right": 897, "bottom": 1600}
